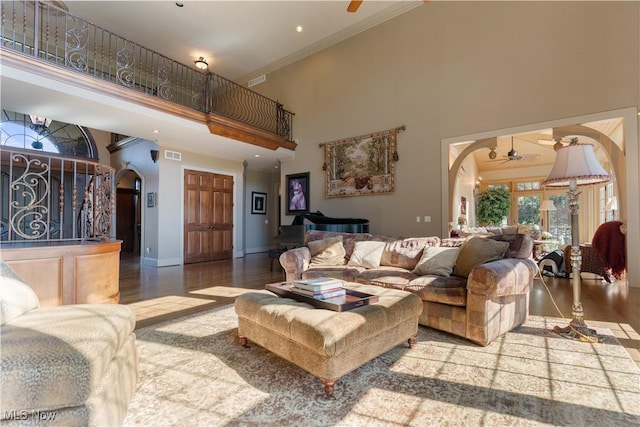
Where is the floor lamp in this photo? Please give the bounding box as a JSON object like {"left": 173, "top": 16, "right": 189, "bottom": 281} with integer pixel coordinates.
{"left": 542, "top": 138, "right": 613, "bottom": 343}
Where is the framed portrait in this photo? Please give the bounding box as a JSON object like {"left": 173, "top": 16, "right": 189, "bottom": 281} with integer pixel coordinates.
{"left": 286, "top": 172, "right": 310, "bottom": 215}
{"left": 251, "top": 191, "right": 267, "bottom": 215}
{"left": 146, "top": 192, "right": 156, "bottom": 208}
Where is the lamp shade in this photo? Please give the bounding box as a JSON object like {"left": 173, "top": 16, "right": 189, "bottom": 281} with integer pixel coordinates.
{"left": 542, "top": 142, "right": 613, "bottom": 187}
{"left": 540, "top": 199, "right": 556, "bottom": 211}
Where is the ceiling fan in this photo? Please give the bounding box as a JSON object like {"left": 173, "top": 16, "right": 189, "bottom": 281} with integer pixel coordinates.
{"left": 505, "top": 136, "right": 521, "bottom": 160}
{"left": 347, "top": 0, "right": 364, "bottom": 12}
{"left": 486, "top": 137, "right": 540, "bottom": 163}
{"left": 347, "top": 0, "right": 429, "bottom": 13}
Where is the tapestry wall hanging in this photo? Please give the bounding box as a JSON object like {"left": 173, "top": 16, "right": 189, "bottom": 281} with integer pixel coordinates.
{"left": 323, "top": 126, "right": 402, "bottom": 198}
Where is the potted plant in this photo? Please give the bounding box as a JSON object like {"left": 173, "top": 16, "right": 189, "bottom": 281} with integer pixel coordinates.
{"left": 476, "top": 187, "right": 511, "bottom": 226}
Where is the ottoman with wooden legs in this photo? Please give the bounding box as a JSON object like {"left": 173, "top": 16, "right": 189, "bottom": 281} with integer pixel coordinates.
{"left": 234, "top": 283, "right": 422, "bottom": 397}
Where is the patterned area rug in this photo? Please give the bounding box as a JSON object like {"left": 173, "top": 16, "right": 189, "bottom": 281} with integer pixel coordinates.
{"left": 123, "top": 305, "right": 640, "bottom": 426}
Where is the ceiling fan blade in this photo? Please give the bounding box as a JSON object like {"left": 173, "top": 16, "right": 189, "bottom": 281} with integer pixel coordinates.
{"left": 348, "top": 0, "right": 427, "bottom": 14}
{"left": 538, "top": 138, "right": 556, "bottom": 146}
{"left": 347, "top": 0, "right": 363, "bottom": 13}
{"left": 520, "top": 153, "right": 541, "bottom": 161}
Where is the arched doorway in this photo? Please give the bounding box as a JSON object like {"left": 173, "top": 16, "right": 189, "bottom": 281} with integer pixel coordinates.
{"left": 116, "top": 169, "right": 142, "bottom": 255}
{"left": 440, "top": 107, "right": 639, "bottom": 287}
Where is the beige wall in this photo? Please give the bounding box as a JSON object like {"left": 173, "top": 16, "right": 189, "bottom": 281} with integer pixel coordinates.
{"left": 245, "top": 169, "right": 280, "bottom": 254}
{"left": 250, "top": 1, "right": 639, "bottom": 285}
{"left": 111, "top": 140, "right": 160, "bottom": 265}
{"left": 112, "top": 142, "right": 249, "bottom": 266}
{"left": 158, "top": 147, "right": 245, "bottom": 265}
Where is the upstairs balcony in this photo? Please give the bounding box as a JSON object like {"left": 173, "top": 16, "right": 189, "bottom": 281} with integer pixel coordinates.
{"left": 0, "top": 0, "right": 296, "bottom": 151}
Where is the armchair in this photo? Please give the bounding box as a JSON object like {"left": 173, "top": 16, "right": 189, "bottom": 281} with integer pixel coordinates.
{"left": 564, "top": 244, "right": 612, "bottom": 283}
{"left": 0, "top": 260, "right": 138, "bottom": 425}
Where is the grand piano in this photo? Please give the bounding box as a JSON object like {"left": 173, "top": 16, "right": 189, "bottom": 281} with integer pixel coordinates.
{"left": 298, "top": 212, "right": 370, "bottom": 234}
{"left": 270, "top": 213, "right": 369, "bottom": 270}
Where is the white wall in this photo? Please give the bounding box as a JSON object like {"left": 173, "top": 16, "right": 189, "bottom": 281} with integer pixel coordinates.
{"left": 249, "top": 1, "right": 639, "bottom": 285}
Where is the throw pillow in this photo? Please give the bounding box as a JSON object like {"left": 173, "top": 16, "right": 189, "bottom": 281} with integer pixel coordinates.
{"left": 452, "top": 237, "right": 509, "bottom": 278}
{"left": 412, "top": 246, "right": 461, "bottom": 276}
{"left": 379, "top": 237, "right": 440, "bottom": 269}
{"left": 348, "top": 241, "right": 386, "bottom": 269}
{"left": 308, "top": 236, "right": 346, "bottom": 266}
{"left": 0, "top": 261, "right": 40, "bottom": 325}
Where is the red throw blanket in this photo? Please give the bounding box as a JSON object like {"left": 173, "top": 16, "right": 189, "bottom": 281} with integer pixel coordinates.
{"left": 591, "top": 221, "right": 626, "bottom": 279}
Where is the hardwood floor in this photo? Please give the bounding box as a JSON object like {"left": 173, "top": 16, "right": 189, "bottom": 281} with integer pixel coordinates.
{"left": 118, "top": 252, "right": 640, "bottom": 366}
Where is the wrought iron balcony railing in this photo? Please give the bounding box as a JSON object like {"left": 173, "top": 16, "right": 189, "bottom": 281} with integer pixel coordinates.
{"left": 1, "top": 148, "right": 115, "bottom": 243}
{"left": 0, "top": 0, "right": 294, "bottom": 141}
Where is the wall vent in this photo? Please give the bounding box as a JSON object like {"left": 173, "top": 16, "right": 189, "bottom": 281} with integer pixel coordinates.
{"left": 164, "top": 150, "right": 182, "bottom": 161}
{"left": 248, "top": 74, "right": 266, "bottom": 88}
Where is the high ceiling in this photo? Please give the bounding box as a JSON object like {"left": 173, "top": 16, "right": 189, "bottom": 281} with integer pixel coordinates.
{"left": 1, "top": 1, "right": 623, "bottom": 173}
{"left": 2, "top": 1, "right": 424, "bottom": 170}
{"left": 65, "top": 1, "right": 423, "bottom": 82}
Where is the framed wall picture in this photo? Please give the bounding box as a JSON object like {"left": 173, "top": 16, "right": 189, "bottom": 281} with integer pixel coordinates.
{"left": 286, "top": 172, "right": 310, "bottom": 215}
{"left": 251, "top": 191, "right": 267, "bottom": 215}
{"left": 323, "top": 127, "right": 399, "bottom": 198}
{"left": 146, "top": 192, "right": 156, "bottom": 208}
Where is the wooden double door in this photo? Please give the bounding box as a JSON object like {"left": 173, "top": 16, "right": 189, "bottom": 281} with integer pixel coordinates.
{"left": 184, "top": 170, "right": 233, "bottom": 264}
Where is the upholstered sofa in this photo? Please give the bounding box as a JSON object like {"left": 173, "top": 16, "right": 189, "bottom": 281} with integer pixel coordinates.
{"left": 0, "top": 261, "right": 138, "bottom": 426}
{"left": 279, "top": 230, "right": 537, "bottom": 346}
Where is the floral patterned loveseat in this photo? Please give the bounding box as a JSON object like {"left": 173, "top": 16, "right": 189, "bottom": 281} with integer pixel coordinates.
{"left": 279, "top": 230, "right": 536, "bottom": 346}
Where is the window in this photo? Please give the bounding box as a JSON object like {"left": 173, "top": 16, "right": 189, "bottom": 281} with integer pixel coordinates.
{"left": 482, "top": 178, "right": 572, "bottom": 244}
{"left": 0, "top": 110, "right": 97, "bottom": 159}
{"left": 600, "top": 182, "right": 615, "bottom": 223}
{"left": 516, "top": 181, "right": 541, "bottom": 191}
{"left": 517, "top": 195, "right": 540, "bottom": 225}
{"left": 487, "top": 183, "right": 509, "bottom": 191}
{"left": 547, "top": 194, "right": 571, "bottom": 245}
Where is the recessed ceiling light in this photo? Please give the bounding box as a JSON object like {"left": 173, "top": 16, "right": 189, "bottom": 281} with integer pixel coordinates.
{"left": 152, "top": 129, "right": 160, "bottom": 134}
{"left": 296, "top": 26, "right": 303, "bottom": 33}
{"left": 254, "top": 154, "right": 260, "bottom": 158}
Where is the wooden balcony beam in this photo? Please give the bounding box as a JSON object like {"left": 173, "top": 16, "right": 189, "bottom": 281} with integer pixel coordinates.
{"left": 206, "top": 113, "right": 297, "bottom": 151}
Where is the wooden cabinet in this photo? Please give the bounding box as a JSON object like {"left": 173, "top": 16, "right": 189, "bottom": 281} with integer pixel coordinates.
{"left": 1, "top": 240, "right": 122, "bottom": 307}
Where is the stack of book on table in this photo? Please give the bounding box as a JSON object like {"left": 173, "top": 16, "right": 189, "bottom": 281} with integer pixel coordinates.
{"left": 291, "top": 277, "right": 345, "bottom": 300}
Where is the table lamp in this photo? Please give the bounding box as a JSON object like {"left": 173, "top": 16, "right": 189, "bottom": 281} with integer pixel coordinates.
{"left": 542, "top": 137, "right": 613, "bottom": 342}
{"left": 539, "top": 199, "right": 556, "bottom": 231}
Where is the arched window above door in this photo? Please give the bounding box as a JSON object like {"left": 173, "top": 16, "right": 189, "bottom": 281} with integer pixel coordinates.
{"left": 0, "top": 110, "right": 98, "bottom": 159}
